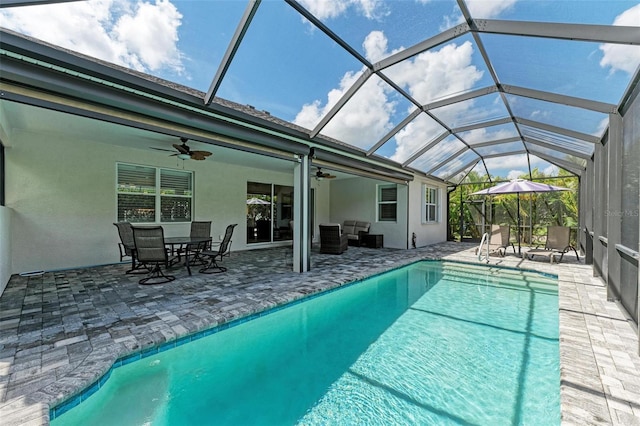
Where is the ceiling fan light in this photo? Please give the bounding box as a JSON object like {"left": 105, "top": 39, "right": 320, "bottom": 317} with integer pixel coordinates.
{"left": 177, "top": 153, "right": 191, "bottom": 160}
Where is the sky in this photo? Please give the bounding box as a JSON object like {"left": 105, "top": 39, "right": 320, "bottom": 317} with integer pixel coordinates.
{"left": 1, "top": 0, "right": 639, "bottom": 181}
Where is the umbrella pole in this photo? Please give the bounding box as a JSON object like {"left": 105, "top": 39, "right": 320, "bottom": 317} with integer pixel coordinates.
{"left": 517, "top": 193, "right": 521, "bottom": 256}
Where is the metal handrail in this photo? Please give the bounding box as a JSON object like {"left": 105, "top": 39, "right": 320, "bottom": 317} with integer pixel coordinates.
{"left": 478, "top": 232, "right": 490, "bottom": 263}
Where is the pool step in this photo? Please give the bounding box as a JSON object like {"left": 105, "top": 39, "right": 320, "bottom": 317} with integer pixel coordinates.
{"left": 436, "top": 262, "right": 557, "bottom": 292}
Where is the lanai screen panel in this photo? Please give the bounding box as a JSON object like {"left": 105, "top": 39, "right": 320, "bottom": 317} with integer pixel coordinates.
{"left": 481, "top": 34, "right": 637, "bottom": 104}
{"left": 216, "top": 2, "right": 368, "bottom": 126}
{"left": 484, "top": 153, "right": 531, "bottom": 179}
{"left": 506, "top": 95, "right": 609, "bottom": 136}
{"left": 319, "top": 74, "right": 415, "bottom": 150}
{"left": 0, "top": 1, "right": 248, "bottom": 93}
{"left": 430, "top": 93, "right": 511, "bottom": 129}
{"left": 432, "top": 150, "right": 479, "bottom": 181}
{"left": 307, "top": 0, "right": 463, "bottom": 62}
{"left": 374, "top": 112, "right": 447, "bottom": 162}
{"left": 470, "top": 0, "right": 639, "bottom": 25}
{"left": 474, "top": 141, "right": 526, "bottom": 157}
{"left": 525, "top": 144, "right": 588, "bottom": 169}
{"left": 459, "top": 122, "right": 520, "bottom": 145}
{"left": 408, "top": 135, "right": 466, "bottom": 173}
{"left": 519, "top": 125, "right": 595, "bottom": 157}
{"left": 383, "top": 33, "right": 494, "bottom": 106}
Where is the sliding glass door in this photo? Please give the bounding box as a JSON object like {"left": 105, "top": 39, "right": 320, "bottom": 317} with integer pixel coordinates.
{"left": 247, "top": 182, "right": 293, "bottom": 244}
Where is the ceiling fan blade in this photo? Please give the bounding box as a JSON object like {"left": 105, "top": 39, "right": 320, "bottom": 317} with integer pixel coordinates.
{"left": 173, "top": 143, "right": 190, "bottom": 154}
{"left": 190, "top": 153, "right": 209, "bottom": 160}
{"left": 150, "top": 147, "right": 176, "bottom": 153}
{"left": 191, "top": 150, "right": 212, "bottom": 157}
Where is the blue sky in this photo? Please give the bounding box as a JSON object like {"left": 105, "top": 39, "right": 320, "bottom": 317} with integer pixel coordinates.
{"left": 1, "top": 0, "right": 639, "bottom": 180}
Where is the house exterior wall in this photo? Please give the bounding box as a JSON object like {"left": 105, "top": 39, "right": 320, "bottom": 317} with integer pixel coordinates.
{"left": 0, "top": 206, "right": 11, "bottom": 294}
{"left": 310, "top": 179, "right": 330, "bottom": 243}
{"left": 328, "top": 177, "right": 412, "bottom": 249}
{"left": 407, "top": 178, "right": 448, "bottom": 248}
{"left": 5, "top": 128, "right": 294, "bottom": 275}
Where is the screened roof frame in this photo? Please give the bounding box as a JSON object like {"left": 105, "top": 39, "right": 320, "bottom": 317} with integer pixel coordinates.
{"left": 2, "top": 0, "right": 639, "bottom": 183}
{"left": 275, "top": 0, "right": 636, "bottom": 181}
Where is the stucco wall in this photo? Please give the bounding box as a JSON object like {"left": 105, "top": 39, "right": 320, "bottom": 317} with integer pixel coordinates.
{"left": 5, "top": 128, "right": 295, "bottom": 274}
{"left": 0, "top": 206, "right": 11, "bottom": 295}
{"left": 328, "top": 177, "right": 410, "bottom": 249}
{"left": 310, "top": 179, "right": 330, "bottom": 243}
{"left": 407, "top": 178, "right": 448, "bottom": 248}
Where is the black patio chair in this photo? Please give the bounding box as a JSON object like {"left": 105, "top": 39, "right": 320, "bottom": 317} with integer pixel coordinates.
{"left": 178, "top": 221, "right": 212, "bottom": 265}
{"left": 113, "top": 222, "right": 147, "bottom": 274}
{"left": 132, "top": 226, "right": 176, "bottom": 285}
{"left": 319, "top": 223, "right": 348, "bottom": 254}
{"left": 199, "top": 224, "right": 237, "bottom": 274}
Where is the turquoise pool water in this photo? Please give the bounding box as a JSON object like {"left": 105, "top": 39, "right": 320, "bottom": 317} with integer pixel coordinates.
{"left": 52, "top": 261, "right": 559, "bottom": 425}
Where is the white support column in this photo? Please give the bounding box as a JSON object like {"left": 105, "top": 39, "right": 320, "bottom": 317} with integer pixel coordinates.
{"left": 293, "top": 155, "right": 310, "bottom": 272}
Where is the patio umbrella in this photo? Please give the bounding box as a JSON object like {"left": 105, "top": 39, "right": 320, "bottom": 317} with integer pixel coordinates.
{"left": 470, "top": 179, "right": 570, "bottom": 255}
{"left": 246, "top": 197, "right": 270, "bottom": 205}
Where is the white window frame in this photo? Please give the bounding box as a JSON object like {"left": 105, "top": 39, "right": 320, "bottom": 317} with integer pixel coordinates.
{"left": 116, "top": 162, "right": 193, "bottom": 223}
{"left": 423, "top": 185, "right": 439, "bottom": 223}
{"left": 377, "top": 184, "right": 397, "bottom": 222}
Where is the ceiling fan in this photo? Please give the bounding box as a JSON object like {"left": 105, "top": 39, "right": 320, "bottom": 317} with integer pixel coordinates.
{"left": 151, "top": 137, "right": 212, "bottom": 161}
{"left": 315, "top": 167, "right": 336, "bottom": 180}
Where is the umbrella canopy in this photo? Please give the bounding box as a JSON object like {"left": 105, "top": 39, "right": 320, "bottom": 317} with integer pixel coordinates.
{"left": 470, "top": 179, "right": 570, "bottom": 255}
{"left": 246, "top": 197, "right": 271, "bottom": 205}
{"left": 470, "top": 179, "right": 570, "bottom": 196}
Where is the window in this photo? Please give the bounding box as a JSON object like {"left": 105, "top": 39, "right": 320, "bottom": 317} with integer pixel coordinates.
{"left": 424, "top": 185, "right": 439, "bottom": 222}
{"left": 117, "top": 163, "right": 192, "bottom": 223}
{"left": 378, "top": 184, "right": 397, "bottom": 222}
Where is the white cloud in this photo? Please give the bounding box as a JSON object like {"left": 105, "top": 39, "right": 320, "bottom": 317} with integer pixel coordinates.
{"left": 595, "top": 117, "right": 609, "bottom": 136}
{"left": 293, "top": 12, "right": 521, "bottom": 173}
{"left": 0, "top": 0, "right": 184, "bottom": 74}
{"left": 444, "top": 0, "right": 517, "bottom": 26}
{"left": 599, "top": 4, "right": 640, "bottom": 74}
{"left": 462, "top": 126, "right": 518, "bottom": 144}
{"left": 507, "top": 169, "right": 525, "bottom": 180}
{"left": 465, "top": 0, "right": 517, "bottom": 18}
{"left": 485, "top": 154, "right": 529, "bottom": 178}
{"left": 297, "top": 0, "right": 386, "bottom": 20}
{"left": 294, "top": 33, "right": 485, "bottom": 158}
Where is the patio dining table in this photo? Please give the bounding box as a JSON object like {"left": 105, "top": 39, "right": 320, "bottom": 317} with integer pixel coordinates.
{"left": 164, "top": 236, "right": 212, "bottom": 275}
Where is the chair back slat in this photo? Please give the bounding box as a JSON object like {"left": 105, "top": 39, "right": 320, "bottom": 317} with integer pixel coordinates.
{"left": 114, "top": 222, "right": 135, "bottom": 255}
{"left": 546, "top": 226, "right": 570, "bottom": 251}
{"left": 218, "top": 224, "right": 237, "bottom": 255}
{"left": 132, "top": 226, "right": 167, "bottom": 263}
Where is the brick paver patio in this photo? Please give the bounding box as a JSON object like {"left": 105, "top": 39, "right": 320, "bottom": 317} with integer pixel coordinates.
{"left": 0, "top": 242, "right": 638, "bottom": 425}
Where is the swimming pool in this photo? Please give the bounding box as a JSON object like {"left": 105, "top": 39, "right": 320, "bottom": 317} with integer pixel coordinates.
{"left": 51, "top": 260, "right": 559, "bottom": 425}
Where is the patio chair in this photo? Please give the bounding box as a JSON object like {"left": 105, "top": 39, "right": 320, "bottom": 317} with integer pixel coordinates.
{"left": 525, "top": 225, "right": 579, "bottom": 263}
{"left": 132, "top": 226, "right": 176, "bottom": 285}
{"left": 475, "top": 225, "right": 515, "bottom": 257}
{"left": 113, "top": 222, "right": 147, "bottom": 274}
{"left": 179, "top": 221, "right": 212, "bottom": 265}
{"left": 319, "top": 223, "right": 348, "bottom": 254}
{"left": 199, "top": 224, "right": 237, "bottom": 274}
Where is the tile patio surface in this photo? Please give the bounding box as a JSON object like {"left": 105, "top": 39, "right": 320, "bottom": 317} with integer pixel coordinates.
{"left": 0, "top": 242, "right": 638, "bottom": 425}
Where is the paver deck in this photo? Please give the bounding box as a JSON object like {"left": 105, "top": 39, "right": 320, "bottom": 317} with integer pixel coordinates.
{"left": 0, "top": 242, "right": 638, "bottom": 425}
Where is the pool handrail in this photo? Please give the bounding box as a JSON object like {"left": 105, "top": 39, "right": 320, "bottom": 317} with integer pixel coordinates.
{"left": 478, "top": 232, "right": 490, "bottom": 263}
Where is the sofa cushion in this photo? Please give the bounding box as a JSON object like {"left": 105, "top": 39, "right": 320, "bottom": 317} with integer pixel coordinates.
{"left": 354, "top": 221, "right": 370, "bottom": 235}
{"left": 342, "top": 220, "right": 370, "bottom": 240}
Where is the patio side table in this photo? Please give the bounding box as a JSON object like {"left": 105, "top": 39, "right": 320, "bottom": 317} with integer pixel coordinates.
{"left": 361, "top": 234, "right": 383, "bottom": 248}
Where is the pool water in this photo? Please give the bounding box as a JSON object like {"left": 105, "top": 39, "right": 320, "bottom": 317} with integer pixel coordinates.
{"left": 52, "top": 261, "right": 559, "bottom": 425}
